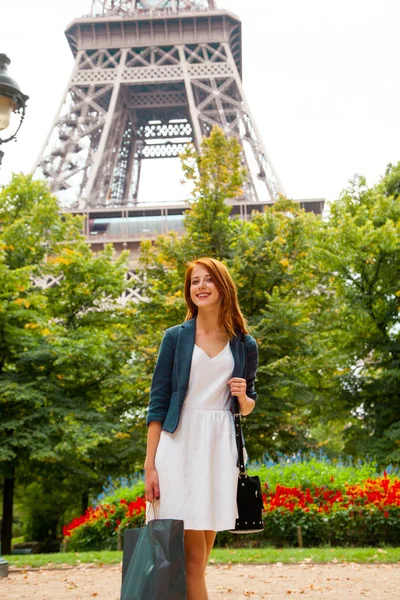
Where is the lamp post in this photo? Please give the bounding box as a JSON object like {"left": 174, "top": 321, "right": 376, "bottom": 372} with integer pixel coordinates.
{"left": 0, "top": 542, "right": 7, "bottom": 578}
{"left": 0, "top": 56, "right": 28, "bottom": 577}
{"left": 0, "top": 53, "right": 29, "bottom": 168}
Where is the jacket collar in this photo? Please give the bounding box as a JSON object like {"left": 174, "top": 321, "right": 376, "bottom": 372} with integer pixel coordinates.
{"left": 177, "top": 316, "right": 245, "bottom": 389}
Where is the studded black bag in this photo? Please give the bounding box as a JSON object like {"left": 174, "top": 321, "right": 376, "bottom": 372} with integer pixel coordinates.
{"left": 229, "top": 398, "right": 264, "bottom": 534}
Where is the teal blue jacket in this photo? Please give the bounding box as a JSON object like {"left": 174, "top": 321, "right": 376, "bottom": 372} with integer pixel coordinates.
{"left": 146, "top": 316, "right": 259, "bottom": 433}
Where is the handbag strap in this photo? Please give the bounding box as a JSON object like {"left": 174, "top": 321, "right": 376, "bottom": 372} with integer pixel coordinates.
{"left": 233, "top": 330, "right": 248, "bottom": 476}
{"left": 233, "top": 398, "right": 247, "bottom": 476}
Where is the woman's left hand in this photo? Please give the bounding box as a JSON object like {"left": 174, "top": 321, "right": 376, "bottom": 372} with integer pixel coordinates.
{"left": 227, "top": 377, "right": 247, "bottom": 402}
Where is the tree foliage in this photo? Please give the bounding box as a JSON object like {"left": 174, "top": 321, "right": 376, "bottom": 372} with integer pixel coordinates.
{"left": 0, "top": 174, "right": 140, "bottom": 550}
{"left": 130, "top": 128, "right": 332, "bottom": 461}
{"left": 2, "top": 131, "right": 400, "bottom": 551}
{"left": 132, "top": 129, "right": 400, "bottom": 468}
{"left": 314, "top": 166, "right": 400, "bottom": 465}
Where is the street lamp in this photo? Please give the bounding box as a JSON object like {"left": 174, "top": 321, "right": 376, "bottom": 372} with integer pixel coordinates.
{"left": 0, "top": 54, "right": 28, "bottom": 578}
{"left": 0, "top": 53, "right": 29, "bottom": 167}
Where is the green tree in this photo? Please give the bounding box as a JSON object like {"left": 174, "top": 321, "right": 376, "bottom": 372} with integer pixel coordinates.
{"left": 129, "top": 128, "right": 336, "bottom": 462}
{"left": 181, "top": 125, "right": 246, "bottom": 260}
{"left": 229, "top": 198, "right": 339, "bottom": 459}
{"left": 0, "top": 175, "right": 83, "bottom": 553}
{"left": 315, "top": 166, "right": 400, "bottom": 466}
{"left": 0, "top": 174, "right": 138, "bottom": 552}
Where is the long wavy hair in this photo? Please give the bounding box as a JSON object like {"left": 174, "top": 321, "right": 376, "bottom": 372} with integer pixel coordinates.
{"left": 184, "top": 257, "right": 248, "bottom": 339}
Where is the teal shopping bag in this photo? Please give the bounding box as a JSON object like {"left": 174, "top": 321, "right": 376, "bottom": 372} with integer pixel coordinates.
{"left": 121, "top": 515, "right": 186, "bottom": 600}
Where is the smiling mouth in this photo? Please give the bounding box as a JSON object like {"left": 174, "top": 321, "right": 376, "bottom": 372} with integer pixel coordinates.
{"left": 197, "top": 293, "right": 211, "bottom": 298}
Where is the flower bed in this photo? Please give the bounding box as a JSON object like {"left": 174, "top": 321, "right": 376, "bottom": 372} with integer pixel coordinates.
{"left": 258, "top": 472, "right": 400, "bottom": 547}
{"left": 63, "top": 498, "right": 146, "bottom": 552}
{"left": 63, "top": 473, "right": 400, "bottom": 550}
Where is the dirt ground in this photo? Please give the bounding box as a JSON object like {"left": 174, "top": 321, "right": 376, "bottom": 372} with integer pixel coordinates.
{"left": 2, "top": 562, "right": 400, "bottom": 600}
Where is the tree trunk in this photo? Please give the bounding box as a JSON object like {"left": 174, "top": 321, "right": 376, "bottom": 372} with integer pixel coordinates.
{"left": 1, "top": 466, "right": 15, "bottom": 556}
{"left": 81, "top": 490, "right": 89, "bottom": 515}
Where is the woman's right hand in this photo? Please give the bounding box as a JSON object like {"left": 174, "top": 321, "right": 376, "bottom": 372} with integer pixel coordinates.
{"left": 145, "top": 467, "right": 160, "bottom": 502}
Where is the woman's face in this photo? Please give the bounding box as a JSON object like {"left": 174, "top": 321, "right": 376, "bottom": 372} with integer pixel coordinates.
{"left": 190, "top": 264, "right": 221, "bottom": 310}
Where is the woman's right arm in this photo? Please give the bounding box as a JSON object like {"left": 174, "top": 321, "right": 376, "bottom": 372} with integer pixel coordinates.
{"left": 144, "top": 421, "right": 162, "bottom": 501}
{"left": 144, "top": 328, "right": 177, "bottom": 501}
{"left": 146, "top": 329, "right": 175, "bottom": 426}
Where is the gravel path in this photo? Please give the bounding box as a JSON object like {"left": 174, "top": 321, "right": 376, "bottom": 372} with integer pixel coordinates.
{"left": 2, "top": 562, "right": 400, "bottom": 599}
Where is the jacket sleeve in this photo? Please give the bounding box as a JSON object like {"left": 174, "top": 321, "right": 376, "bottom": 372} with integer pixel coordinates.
{"left": 245, "top": 336, "right": 259, "bottom": 401}
{"left": 146, "top": 329, "right": 176, "bottom": 426}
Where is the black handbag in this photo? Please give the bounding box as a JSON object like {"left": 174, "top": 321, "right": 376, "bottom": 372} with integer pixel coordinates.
{"left": 229, "top": 398, "right": 264, "bottom": 534}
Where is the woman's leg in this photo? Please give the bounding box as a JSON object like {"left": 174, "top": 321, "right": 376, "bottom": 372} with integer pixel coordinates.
{"left": 205, "top": 530, "right": 217, "bottom": 564}
{"left": 184, "top": 530, "right": 209, "bottom": 600}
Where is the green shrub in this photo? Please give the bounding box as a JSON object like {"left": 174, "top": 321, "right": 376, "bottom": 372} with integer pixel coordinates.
{"left": 63, "top": 460, "right": 400, "bottom": 550}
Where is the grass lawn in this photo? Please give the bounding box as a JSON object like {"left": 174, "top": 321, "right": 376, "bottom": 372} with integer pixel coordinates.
{"left": 4, "top": 547, "right": 400, "bottom": 568}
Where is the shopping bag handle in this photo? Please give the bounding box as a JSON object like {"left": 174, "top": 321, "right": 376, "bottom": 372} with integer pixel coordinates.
{"left": 149, "top": 499, "right": 159, "bottom": 519}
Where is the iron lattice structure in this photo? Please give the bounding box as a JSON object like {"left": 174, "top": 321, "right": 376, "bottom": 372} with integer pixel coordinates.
{"left": 34, "top": 0, "right": 284, "bottom": 209}
{"left": 33, "top": 270, "right": 147, "bottom": 304}
{"left": 91, "top": 1, "right": 218, "bottom": 15}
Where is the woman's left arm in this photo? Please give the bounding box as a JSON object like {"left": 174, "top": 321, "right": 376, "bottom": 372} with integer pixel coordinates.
{"left": 228, "top": 337, "right": 259, "bottom": 416}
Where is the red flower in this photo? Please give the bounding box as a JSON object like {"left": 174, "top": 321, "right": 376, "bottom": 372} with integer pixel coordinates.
{"left": 115, "top": 518, "right": 121, "bottom": 531}
{"left": 126, "top": 497, "right": 146, "bottom": 517}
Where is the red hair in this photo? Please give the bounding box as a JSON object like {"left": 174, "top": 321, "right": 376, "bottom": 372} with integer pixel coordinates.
{"left": 184, "top": 257, "right": 248, "bottom": 339}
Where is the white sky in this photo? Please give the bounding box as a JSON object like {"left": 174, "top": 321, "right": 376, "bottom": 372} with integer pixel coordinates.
{"left": 1, "top": 0, "right": 400, "bottom": 204}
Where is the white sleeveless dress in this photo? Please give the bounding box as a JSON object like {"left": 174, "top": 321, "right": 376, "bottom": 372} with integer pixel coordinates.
{"left": 146, "top": 340, "right": 243, "bottom": 531}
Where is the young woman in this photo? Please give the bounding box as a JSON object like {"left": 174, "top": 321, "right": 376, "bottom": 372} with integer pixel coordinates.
{"left": 144, "top": 257, "right": 259, "bottom": 600}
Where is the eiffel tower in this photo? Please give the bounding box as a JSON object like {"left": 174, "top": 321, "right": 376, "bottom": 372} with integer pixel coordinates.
{"left": 34, "top": 0, "right": 323, "bottom": 259}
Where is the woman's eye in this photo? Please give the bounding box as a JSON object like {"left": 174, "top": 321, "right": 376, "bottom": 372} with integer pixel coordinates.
{"left": 191, "top": 278, "right": 212, "bottom": 284}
